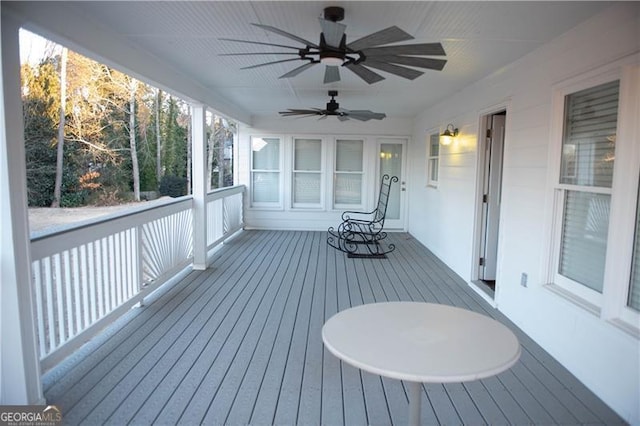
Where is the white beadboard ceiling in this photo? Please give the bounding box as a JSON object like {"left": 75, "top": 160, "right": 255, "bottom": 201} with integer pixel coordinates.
{"left": 21, "top": 1, "right": 612, "bottom": 121}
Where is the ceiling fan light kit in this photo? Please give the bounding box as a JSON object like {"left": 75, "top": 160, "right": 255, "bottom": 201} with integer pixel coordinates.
{"left": 221, "top": 6, "right": 447, "bottom": 85}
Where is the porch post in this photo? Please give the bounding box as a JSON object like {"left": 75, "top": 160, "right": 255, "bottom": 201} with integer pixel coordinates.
{"left": 191, "top": 104, "right": 207, "bottom": 270}
{"left": 0, "top": 10, "right": 45, "bottom": 404}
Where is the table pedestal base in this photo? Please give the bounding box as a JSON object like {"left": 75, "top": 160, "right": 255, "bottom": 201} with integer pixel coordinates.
{"left": 408, "top": 381, "right": 422, "bottom": 426}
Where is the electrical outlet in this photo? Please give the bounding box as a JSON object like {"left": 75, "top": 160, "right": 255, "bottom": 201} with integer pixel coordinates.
{"left": 520, "top": 273, "right": 528, "bottom": 287}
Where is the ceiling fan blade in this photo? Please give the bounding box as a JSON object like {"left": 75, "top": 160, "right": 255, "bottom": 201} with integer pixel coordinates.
{"left": 345, "top": 114, "right": 369, "bottom": 122}
{"left": 344, "top": 63, "right": 385, "bottom": 84}
{"left": 279, "top": 62, "right": 317, "bottom": 79}
{"left": 363, "top": 61, "right": 423, "bottom": 80}
{"left": 241, "top": 58, "right": 304, "bottom": 70}
{"left": 347, "top": 26, "right": 413, "bottom": 51}
{"left": 292, "top": 114, "right": 323, "bottom": 119}
{"left": 370, "top": 55, "right": 447, "bottom": 71}
{"left": 324, "top": 66, "right": 341, "bottom": 84}
{"left": 319, "top": 18, "right": 346, "bottom": 48}
{"left": 252, "top": 23, "right": 319, "bottom": 48}
{"left": 220, "top": 52, "right": 303, "bottom": 56}
{"left": 348, "top": 110, "right": 387, "bottom": 121}
{"left": 219, "top": 38, "right": 303, "bottom": 50}
{"left": 362, "top": 42, "right": 446, "bottom": 56}
{"left": 280, "top": 108, "right": 320, "bottom": 115}
{"left": 280, "top": 113, "right": 320, "bottom": 118}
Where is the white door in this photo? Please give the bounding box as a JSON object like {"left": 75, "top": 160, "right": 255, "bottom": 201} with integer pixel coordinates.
{"left": 479, "top": 114, "right": 506, "bottom": 281}
{"left": 377, "top": 138, "right": 406, "bottom": 230}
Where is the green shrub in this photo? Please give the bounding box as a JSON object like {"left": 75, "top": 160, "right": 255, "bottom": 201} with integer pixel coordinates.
{"left": 158, "top": 175, "right": 188, "bottom": 198}
{"left": 60, "top": 191, "right": 88, "bottom": 207}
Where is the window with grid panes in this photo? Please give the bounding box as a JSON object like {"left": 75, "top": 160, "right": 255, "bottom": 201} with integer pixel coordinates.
{"left": 554, "top": 80, "right": 619, "bottom": 300}
{"left": 293, "top": 138, "right": 322, "bottom": 207}
{"left": 549, "top": 64, "right": 640, "bottom": 331}
{"left": 251, "top": 137, "right": 281, "bottom": 206}
{"left": 334, "top": 139, "right": 364, "bottom": 207}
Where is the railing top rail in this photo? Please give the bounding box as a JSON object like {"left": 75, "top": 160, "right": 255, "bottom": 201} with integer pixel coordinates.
{"left": 30, "top": 184, "right": 245, "bottom": 243}
{"left": 31, "top": 196, "right": 193, "bottom": 243}
{"left": 206, "top": 184, "right": 245, "bottom": 202}
{"left": 30, "top": 197, "right": 193, "bottom": 260}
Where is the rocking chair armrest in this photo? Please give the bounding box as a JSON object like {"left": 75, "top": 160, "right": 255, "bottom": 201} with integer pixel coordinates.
{"left": 341, "top": 209, "right": 376, "bottom": 221}
{"left": 343, "top": 218, "right": 375, "bottom": 226}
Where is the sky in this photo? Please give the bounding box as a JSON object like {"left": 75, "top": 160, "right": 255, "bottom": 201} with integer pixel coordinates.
{"left": 19, "top": 28, "right": 58, "bottom": 65}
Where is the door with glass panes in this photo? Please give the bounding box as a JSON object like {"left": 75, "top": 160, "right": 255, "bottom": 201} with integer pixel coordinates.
{"left": 377, "top": 138, "right": 407, "bottom": 230}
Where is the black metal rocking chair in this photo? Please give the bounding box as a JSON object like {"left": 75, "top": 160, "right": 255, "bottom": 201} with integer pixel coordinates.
{"left": 327, "top": 174, "right": 398, "bottom": 258}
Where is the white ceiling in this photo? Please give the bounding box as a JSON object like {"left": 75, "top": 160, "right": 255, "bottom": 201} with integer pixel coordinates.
{"left": 19, "top": 1, "right": 613, "bottom": 121}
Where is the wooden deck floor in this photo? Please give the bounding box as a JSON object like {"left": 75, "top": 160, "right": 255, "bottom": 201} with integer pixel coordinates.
{"left": 42, "top": 230, "right": 624, "bottom": 425}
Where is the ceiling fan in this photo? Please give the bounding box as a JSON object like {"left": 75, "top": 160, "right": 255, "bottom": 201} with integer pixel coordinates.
{"left": 220, "top": 6, "right": 447, "bottom": 85}
{"left": 279, "top": 91, "right": 386, "bottom": 121}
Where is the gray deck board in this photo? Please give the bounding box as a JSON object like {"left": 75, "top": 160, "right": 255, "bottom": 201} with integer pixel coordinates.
{"left": 42, "top": 230, "right": 625, "bottom": 425}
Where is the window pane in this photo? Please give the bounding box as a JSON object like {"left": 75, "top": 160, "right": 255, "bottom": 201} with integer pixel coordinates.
{"left": 294, "top": 139, "right": 321, "bottom": 171}
{"left": 252, "top": 138, "right": 279, "bottom": 170}
{"left": 559, "top": 190, "right": 610, "bottom": 292}
{"left": 293, "top": 172, "right": 321, "bottom": 204}
{"left": 335, "top": 173, "right": 362, "bottom": 205}
{"left": 629, "top": 186, "right": 640, "bottom": 311}
{"left": 252, "top": 172, "right": 279, "bottom": 203}
{"left": 429, "top": 158, "right": 439, "bottom": 182}
{"left": 429, "top": 133, "right": 439, "bottom": 157}
{"left": 336, "top": 140, "right": 363, "bottom": 172}
{"left": 380, "top": 143, "right": 402, "bottom": 220}
{"left": 560, "top": 80, "right": 619, "bottom": 187}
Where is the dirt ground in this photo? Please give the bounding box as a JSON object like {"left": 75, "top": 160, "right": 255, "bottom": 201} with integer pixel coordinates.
{"left": 28, "top": 198, "right": 170, "bottom": 233}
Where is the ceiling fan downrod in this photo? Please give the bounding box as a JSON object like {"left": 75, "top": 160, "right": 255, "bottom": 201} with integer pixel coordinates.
{"left": 326, "top": 90, "right": 340, "bottom": 112}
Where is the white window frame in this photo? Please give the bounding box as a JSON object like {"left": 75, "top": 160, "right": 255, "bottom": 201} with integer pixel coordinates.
{"left": 427, "top": 131, "right": 440, "bottom": 187}
{"left": 545, "top": 58, "right": 640, "bottom": 335}
{"left": 250, "top": 135, "right": 283, "bottom": 209}
{"left": 291, "top": 137, "right": 325, "bottom": 209}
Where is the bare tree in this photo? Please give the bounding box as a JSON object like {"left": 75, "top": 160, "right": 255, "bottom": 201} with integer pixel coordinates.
{"left": 129, "top": 78, "right": 140, "bottom": 201}
{"left": 51, "top": 47, "right": 67, "bottom": 208}
{"left": 186, "top": 107, "right": 192, "bottom": 195}
{"left": 217, "top": 117, "right": 227, "bottom": 189}
{"left": 155, "top": 89, "right": 162, "bottom": 184}
{"left": 206, "top": 118, "right": 215, "bottom": 192}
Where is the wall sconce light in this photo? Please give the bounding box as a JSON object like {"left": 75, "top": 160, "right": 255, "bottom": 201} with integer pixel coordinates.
{"left": 440, "top": 124, "right": 459, "bottom": 145}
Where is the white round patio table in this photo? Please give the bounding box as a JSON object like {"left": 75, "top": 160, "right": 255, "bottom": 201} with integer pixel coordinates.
{"left": 322, "top": 302, "right": 521, "bottom": 426}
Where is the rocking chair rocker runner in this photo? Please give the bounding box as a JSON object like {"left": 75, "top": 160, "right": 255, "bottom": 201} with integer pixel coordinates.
{"left": 327, "top": 174, "right": 398, "bottom": 258}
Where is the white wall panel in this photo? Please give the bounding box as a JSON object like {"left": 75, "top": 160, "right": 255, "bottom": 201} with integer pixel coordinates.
{"left": 408, "top": 4, "right": 640, "bottom": 423}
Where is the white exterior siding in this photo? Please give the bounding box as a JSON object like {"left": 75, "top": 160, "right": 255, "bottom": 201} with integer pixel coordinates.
{"left": 408, "top": 4, "right": 640, "bottom": 424}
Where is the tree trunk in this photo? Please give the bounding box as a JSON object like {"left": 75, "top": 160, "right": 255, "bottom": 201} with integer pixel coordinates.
{"left": 207, "top": 120, "right": 215, "bottom": 191}
{"left": 51, "top": 47, "right": 67, "bottom": 208}
{"left": 217, "top": 120, "right": 225, "bottom": 189}
{"left": 186, "top": 108, "right": 192, "bottom": 195}
{"left": 129, "top": 78, "right": 140, "bottom": 201}
{"left": 155, "top": 89, "right": 162, "bottom": 185}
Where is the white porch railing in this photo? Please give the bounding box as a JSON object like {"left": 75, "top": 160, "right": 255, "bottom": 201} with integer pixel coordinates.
{"left": 30, "top": 185, "right": 244, "bottom": 369}
{"left": 206, "top": 185, "right": 244, "bottom": 249}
